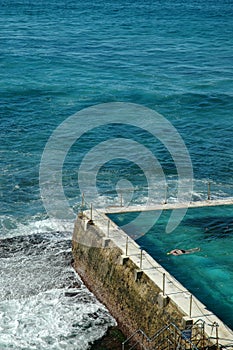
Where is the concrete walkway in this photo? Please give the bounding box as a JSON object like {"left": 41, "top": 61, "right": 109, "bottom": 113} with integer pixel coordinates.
{"left": 104, "top": 197, "right": 233, "bottom": 214}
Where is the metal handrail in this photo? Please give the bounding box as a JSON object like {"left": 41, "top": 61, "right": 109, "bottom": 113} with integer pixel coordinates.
{"left": 122, "top": 329, "right": 151, "bottom": 350}
{"left": 122, "top": 322, "right": 200, "bottom": 350}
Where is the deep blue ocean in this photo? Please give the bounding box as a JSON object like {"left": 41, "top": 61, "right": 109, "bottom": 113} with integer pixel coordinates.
{"left": 1, "top": 0, "right": 233, "bottom": 348}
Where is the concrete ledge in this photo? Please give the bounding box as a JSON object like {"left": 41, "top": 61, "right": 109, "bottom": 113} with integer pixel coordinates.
{"left": 104, "top": 197, "right": 233, "bottom": 214}
{"left": 102, "top": 238, "right": 111, "bottom": 248}
{"left": 157, "top": 292, "right": 169, "bottom": 309}
{"left": 134, "top": 269, "right": 143, "bottom": 282}
{"left": 87, "top": 219, "right": 94, "bottom": 226}
{"left": 119, "top": 255, "right": 129, "bottom": 265}
{"left": 182, "top": 316, "right": 193, "bottom": 329}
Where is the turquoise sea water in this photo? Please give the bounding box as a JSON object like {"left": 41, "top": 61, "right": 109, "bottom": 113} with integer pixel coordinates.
{"left": 109, "top": 205, "right": 233, "bottom": 330}
{"left": 1, "top": 0, "right": 233, "bottom": 348}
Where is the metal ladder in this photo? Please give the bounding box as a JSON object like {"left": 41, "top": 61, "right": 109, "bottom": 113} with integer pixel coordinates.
{"left": 122, "top": 319, "right": 217, "bottom": 350}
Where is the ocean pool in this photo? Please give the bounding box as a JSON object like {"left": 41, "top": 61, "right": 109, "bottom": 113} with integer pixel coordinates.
{"left": 108, "top": 205, "right": 233, "bottom": 330}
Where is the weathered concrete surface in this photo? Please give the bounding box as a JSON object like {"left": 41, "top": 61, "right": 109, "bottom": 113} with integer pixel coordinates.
{"left": 72, "top": 216, "right": 185, "bottom": 338}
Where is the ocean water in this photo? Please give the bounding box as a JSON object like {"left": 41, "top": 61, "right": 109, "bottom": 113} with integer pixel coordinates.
{"left": 1, "top": 0, "right": 233, "bottom": 348}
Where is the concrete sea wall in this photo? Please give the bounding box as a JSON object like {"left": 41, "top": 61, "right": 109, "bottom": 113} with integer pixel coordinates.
{"left": 72, "top": 217, "right": 184, "bottom": 337}
{"left": 72, "top": 210, "right": 233, "bottom": 349}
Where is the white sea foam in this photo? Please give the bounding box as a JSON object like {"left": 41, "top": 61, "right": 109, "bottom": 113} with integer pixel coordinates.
{"left": 0, "top": 232, "right": 116, "bottom": 349}
{"left": 0, "top": 288, "right": 115, "bottom": 350}
{"left": 0, "top": 215, "right": 74, "bottom": 239}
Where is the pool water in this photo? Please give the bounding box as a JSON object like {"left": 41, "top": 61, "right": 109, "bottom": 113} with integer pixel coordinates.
{"left": 108, "top": 205, "right": 233, "bottom": 330}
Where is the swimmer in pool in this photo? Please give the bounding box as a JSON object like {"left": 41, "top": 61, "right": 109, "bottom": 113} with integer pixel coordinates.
{"left": 167, "top": 247, "right": 200, "bottom": 256}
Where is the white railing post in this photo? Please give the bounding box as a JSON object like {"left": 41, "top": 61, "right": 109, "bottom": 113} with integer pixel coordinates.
{"left": 107, "top": 219, "right": 110, "bottom": 237}
{"left": 163, "top": 273, "right": 166, "bottom": 296}
{"left": 90, "top": 203, "right": 93, "bottom": 221}
{"left": 208, "top": 181, "right": 211, "bottom": 200}
{"left": 164, "top": 185, "right": 168, "bottom": 204}
{"left": 125, "top": 236, "right": 129, "bottom": 256}
{"left": 140, "top": 249, "right": 143, "bottom": 270}
{"left": 189, "top": 294, "right": 193, "bottom": 317}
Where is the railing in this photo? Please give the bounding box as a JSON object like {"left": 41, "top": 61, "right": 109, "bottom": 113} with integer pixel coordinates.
{"left": 122, "top": 320, "right": 223, "bottom": 350}
{"left": 122, "top": 322, "right": 201, "bottom": 350}
{"left": 76, "top": 180, "right": 233, "bottom": 212}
